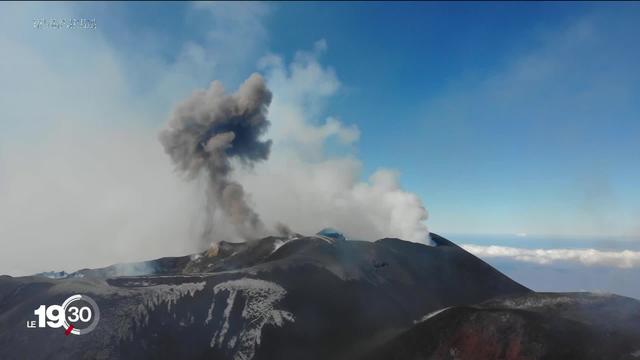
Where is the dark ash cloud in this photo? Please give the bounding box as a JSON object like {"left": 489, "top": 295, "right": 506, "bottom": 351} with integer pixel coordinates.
{"left": 159, "top": 73, "right": 272, "bottom": 243}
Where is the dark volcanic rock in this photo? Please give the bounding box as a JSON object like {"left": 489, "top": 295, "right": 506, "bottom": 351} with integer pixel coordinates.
{"left": 1, "top": 233, "right": 530, "bottom": 359}
{"left": 362, "top": 292, "right": 640, "bottom": 360}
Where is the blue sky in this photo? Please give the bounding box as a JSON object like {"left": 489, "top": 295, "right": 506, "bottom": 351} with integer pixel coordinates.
{"left": 1, "top": 2, "right": 640, "bottom": 284}
{"left": 80, "top": 1, "right": 640, "bottom": 238}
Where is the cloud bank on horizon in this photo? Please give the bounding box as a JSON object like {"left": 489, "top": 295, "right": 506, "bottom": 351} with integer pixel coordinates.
{"left": 462, "top": 244, "right": 640, "bottom": 269}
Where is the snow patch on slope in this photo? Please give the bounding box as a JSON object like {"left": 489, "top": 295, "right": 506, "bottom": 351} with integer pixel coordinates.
{"left": 133, "top": 282, "right": 205, "bottom": 328}
{"left": 207, "top": 278, "right": 294, "bottom": 360}
{"left": 416, "top": 307, "right": 452, "bottom": 323}
{"left": 314, "top": 235, "right": 337, "bottom": 244}
{"left": 272, "top": 239, "right": 287, "bottom": 253}
{"left": 114, "top": 281, "right": 205, "bottom": 341}
{"left": 489, "top": 293, "right": 614, "bottom": 310}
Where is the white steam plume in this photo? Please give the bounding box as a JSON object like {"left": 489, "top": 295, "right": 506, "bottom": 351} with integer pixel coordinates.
{"left": 236, "top": 41, "right": 430, "bottom": 243}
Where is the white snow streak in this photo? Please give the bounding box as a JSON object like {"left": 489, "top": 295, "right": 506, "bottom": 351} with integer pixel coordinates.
{"left": 118, "top": 281, "right": 205, "bottom": 341}
{"left": 417, "top": 307, "right": 451, "bottom": 323}
{"left": 208, "top": 278, "right": 294, "bottom": 360}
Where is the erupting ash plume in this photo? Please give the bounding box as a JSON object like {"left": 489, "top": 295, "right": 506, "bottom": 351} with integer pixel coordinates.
{"left": 160, "top": 73, "right": 273, "bottom": 243}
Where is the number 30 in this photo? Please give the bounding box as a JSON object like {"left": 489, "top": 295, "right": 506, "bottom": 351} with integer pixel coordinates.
{"left": 68, "top": 306, "right": 92, "bottom": 322}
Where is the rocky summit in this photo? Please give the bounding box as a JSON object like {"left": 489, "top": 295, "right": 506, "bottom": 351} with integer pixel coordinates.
{"left": 0, "top": 233, "right": 638, "bottom": 360}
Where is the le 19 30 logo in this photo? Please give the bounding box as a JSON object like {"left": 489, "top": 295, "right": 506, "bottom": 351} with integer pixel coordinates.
{"left": 26, "top": 294, "right": 100, "bottom": 336}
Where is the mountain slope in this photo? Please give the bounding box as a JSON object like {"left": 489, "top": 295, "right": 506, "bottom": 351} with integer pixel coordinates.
{"left": 0, "top": 233, "right": 530, "bottom": 360}
{"left": 361, "top": 292, "right": 640, "bottom": 360}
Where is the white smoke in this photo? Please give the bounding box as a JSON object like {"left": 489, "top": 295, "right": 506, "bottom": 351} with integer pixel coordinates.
{"left": 0, "top": 3, "right": 429, "bottom": 277}
{"left": 236, "top": 42, "right": 429, "bottom": 242}
{"left": 0, "top": 2, "right": 265, "bottom": 275}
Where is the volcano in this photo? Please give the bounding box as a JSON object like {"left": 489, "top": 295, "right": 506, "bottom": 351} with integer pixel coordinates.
{"left": 0, "top": 233, "right": 638, "bottom": 360}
